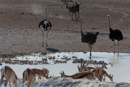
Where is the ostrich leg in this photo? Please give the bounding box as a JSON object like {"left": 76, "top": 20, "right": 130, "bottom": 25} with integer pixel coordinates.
{"left": 89, "top": 44, "right": 92, "bottom": 58}
{"left": 118, "top": 41, "right": 119, "bottom": 55}
{"left": 41, "top": 30, "right": 44, "bottom": 47}
{"left": 45, "top": 28, "right": 51, "bottom": 47}
{"left": 46, "top": 31, "right": 49, "bottom": 47}
{"left": 114, "top": 42, "right": 116, "bottom": 54}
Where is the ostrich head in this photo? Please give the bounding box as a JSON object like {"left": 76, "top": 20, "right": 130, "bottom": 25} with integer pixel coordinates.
{"left": 45, "top": 6, "right": 47, "bottom": 9}
{"left": 107, "top": 15, "right": 110, "bottom": 18}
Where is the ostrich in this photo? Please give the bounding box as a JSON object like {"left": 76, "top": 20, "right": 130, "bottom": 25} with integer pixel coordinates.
{"left": 38, "top": 7, "right": 52, "bottom": 47}
{"left": 80, "top": 19, "right": 99, "bottom": 58}
{"left": 107, "top": 15, "right": 123, "bottom": 54}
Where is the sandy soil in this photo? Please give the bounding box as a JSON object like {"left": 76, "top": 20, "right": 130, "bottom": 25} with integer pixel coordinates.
{"left": 0, "top": 0, "right": 130, "bottom": 58}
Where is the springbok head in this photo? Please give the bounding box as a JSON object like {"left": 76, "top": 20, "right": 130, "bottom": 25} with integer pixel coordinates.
{"left": 59, "top": 71, "right": 65, "bottom": 77}
{"left": 77, "top": 60, "right": 89, "bottom": 72}
{"left": 109, "top": 74, "right": 113, "bottom": 82}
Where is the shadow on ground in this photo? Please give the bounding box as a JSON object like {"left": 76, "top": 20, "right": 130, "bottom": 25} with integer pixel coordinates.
{"left": 46, "top": 48, "right": 60, "bottom": 52}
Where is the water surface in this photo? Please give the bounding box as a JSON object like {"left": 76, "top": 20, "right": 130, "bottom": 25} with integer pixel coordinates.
{"left": 0, "top": 52, "right": 130, "bottom": 87}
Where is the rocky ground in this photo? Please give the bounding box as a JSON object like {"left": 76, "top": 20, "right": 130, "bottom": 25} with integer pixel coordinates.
{"left": 17, "top": 77, "right": 130, "bottom": 87}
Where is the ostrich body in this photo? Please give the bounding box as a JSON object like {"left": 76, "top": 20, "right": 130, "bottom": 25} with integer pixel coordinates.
{"left": 38, "top": 7, "right": 52, "bottom": 47}
{"left": 39, "top": 20, "right": 52, "bottom": 31}
{"left": 80, "top": 20, "right": 99, "bottom": 58}
{"left": 107, "top": 15, "right": 123, "bottom": 54}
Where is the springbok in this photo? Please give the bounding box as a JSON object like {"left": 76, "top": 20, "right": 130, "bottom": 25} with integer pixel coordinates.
{"left": 66, "top": 1, "right": 81, "bottom": 20}
{"left": 60, "top": 71, "right": 95, "bottom": 80}
{"left": 31, "top": 68, "right": 49, "bottom": 79}
{"left": 0, "top": 66, "right": 18, "bottom": 87}
{"left": 22, "top": 68, "right": 36, "bottom": 87}
{"left": 77, "top": 60, "right": 108, "bottom": 81}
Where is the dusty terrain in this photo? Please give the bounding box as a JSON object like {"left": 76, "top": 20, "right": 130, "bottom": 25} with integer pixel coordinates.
{"left": 0, "top": 0, "right": 130, "bottom": 58}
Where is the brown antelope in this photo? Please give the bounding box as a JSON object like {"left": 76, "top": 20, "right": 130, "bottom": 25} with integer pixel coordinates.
{"left": 77, "top": 60, "right": 108, "bottom": 81}
{"left": 22, "top": 68, "right": 36, "bottom": 87}
{"left": 60, "top": 71, "right": 95, "bottom": 80}
{"left": 84, "top": 66, "right": 113, "bottom": 82}
{"left": 31, "top": 68, "right": 49, "bottom": 79}
{"left": 0, "top": 66, "right": 18, "bottom": 87}
{"left": 78, "top": 65, "right": 113, "bottom": 82}
{"left": 66, "top": 1, "right": 81, "bottom": 20}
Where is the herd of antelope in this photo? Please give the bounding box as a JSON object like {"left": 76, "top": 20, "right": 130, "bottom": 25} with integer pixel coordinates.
{"left": 0, "top": 59, "right": 113, "bottom": 87}
{"left": 60, "top": 60, "right": 113, "bottom": 82}
{"left": 0, "top": 66, "right": 49, "bottom": 87}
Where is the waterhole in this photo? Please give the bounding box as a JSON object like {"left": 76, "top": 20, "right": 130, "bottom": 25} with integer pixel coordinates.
{"left": 0, "top": 52, "right": 130, "bottom": 86}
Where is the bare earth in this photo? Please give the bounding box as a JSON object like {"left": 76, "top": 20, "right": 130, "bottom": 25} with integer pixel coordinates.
{"left": 0, "top": 0, "right": 130, "bottom": 58}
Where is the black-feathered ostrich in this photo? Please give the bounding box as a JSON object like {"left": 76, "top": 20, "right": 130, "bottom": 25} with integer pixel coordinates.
{"left": 80, "top": 19, "right": 99, "bottom": 58}
{"left": 107, "top": 15, "right": 123, "bottom": 54}
{"left": 38, "top": 7, "right": 52, "bottom": 47}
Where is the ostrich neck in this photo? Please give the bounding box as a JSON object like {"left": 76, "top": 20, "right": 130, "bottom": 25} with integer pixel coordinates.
{"left": 80, "top": 21, "right": 84, "bottom": 37}
{"left": 108, "top": 17, "right": 113, "bottom": 33}
{"left": 45, "top": 8, "right": 47, "bottom": 20}
{"left": 108, "top": 17, "right": 111, "bottom": 29}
